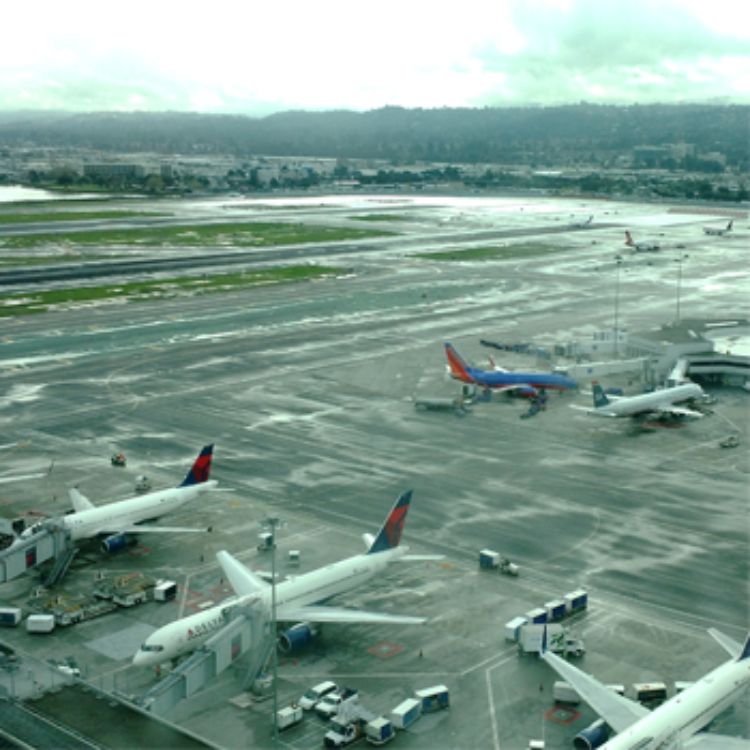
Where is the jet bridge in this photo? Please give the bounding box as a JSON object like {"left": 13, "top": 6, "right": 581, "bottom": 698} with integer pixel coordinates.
{"left": 139, "top": 600, "right": 271, "bottom": 716}
{"left": 0, "top": 521, "right": 72, "bottom": 585}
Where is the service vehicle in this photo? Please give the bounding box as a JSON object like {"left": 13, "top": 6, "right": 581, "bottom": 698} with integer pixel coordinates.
{"left": 275, "top": 704, "right": 303, "bottom": 731}
{"left": 324, "top": 716, "right": 365, "bottom": 747}
{"left": 316, "top": 687, "right": 358, "bottom": 720}
{"left": 300, "top": 680, "right": 338, "bottom": 710}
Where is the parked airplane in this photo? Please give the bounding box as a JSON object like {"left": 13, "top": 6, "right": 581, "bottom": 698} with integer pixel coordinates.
{"left": 541, "top": 626, "right": 750, "bottom": 749}
{"left": 133, "top": 490, "right": 430, "bottom": 666}
{"left": 574, "top": 381, "right": 705, "bottom": 419}
{"left": 569, "top": 215, "right": 594, "bottom": 229}
{"left": 703, "top": 219, "right": 734, "bottom": 236}
{"left": 444, "top": 342, "right": 577, "bottom": 396}
{"left": 18, "top": 444, "right": 216, "bottom": 552}
{"left": 624, "top": 230, "right": 660, "bottom": 252}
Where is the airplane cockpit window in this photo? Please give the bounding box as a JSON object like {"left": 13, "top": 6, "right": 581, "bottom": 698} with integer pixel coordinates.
{"left": 140, "top": 643, "right": 164, "bottom": 652}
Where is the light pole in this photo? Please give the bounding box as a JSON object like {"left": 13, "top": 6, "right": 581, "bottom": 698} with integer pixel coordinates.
{"left": 675, "top": 254, "right": 689, "bottom": 323}
{"left": 613, "top": 255, "right": 623, "bottom": 357}
{"left": 262, "top": 516, "right": 281, "bottom": 746}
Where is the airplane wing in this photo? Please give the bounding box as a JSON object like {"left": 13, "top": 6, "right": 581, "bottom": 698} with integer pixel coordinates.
{"left": 115, "top": 524, "right": 211, "bottom": 534}
{"left": 495, "top": 384, "right": 537, "bottom": 395}
{"left": 277, "top": 604, "right": 426, "bottom": 625}
{"left": 216, "top": 550, "right": 270, "bottom": 596}
{"left": 542, "top": 649, "right": 649, "bottom": 733}
{"left": 707, "top": 627, "right": 742, "bottom": 659}
{"left": 657, "top": 405, "right": 703, "bottom": 419}
{"left": 683, "top": 735, "right": 750, "bottom": 749}
{"left": 69, "top": 487, "right": 95, "bottom": 512}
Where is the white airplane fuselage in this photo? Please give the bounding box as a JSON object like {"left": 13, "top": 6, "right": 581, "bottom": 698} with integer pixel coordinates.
{"left": 133, "top": 545, "right": 407, "bottom": 666}
{"left": 603, "top": 655, "right": 750, "bottom": 749}
{"left": 590, "top": 383, "right": 703, "bottom": 418}
{"left": 55, "top": 481, "right": 217, "bottom": 541}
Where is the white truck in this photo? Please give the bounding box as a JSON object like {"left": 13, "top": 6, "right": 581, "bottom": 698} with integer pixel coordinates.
{"left": 26, "top": 614, "right": 55, "bottom": 633}
{"left": 324, "top": 716, "right": 365, "bottom": 748}
{"left": 300, "top": 680, "right": 338, "bottom": 710}
{"left": 275, "top": 704, "right": 303, "bottom": 731}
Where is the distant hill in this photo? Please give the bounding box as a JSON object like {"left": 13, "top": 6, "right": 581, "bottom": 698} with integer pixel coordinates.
{"left": 0, "top": 104, "right": 747, "bottom": 168}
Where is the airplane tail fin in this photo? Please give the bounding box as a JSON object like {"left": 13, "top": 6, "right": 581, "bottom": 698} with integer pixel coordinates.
{"left": 444, "top": 342, "right": 474, "bottom": 383}
{"left": 367, "top": 490, "right": 412, "bottom": 555}
{"left": 179, "top": 444, "right": 214, "bottom": 487}
{"left": 624, "top": 231, "right": 634, "bottom": 246}
{"left": 592, "top": 381, "right": 610, "bottom": 408}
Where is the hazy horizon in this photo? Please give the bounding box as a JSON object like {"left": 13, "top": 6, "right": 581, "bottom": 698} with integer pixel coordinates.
{"left": 3, "top": 0, "right": 749, "bottom": 116}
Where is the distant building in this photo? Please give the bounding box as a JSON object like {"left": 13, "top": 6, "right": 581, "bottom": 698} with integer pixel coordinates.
{"left": 83, "top": 163, "right": 145, "bottom": 179}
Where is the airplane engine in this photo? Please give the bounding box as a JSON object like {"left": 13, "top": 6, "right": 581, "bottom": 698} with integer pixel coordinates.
{"left": 278, "top": 622, "right": 317, "bottom": 653}
{"left": 573, "top": 719, "right": 610, "bottom": 750}
{"left": 101, "top": 533, "right": 136, "bottom": 553}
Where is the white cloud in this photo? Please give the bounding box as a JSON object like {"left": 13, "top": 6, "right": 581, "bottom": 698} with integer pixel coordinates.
{"left": 1, "top": 0, "right": 748, "bottom": 112}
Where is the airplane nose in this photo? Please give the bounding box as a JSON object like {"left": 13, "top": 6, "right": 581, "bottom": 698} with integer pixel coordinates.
{"left": 132, "top": 648, "right": 153, "bottom": 667}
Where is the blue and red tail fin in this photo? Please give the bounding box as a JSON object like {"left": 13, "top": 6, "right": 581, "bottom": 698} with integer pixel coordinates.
{"left": 739, "top": 634, "right": 750, "bottom": 661}
{"left": 444, "top": 342, "right": 475, "bottom": 383}
{"left": 592, "top": 381, "right": 610, "bottom": 409}
{"left": 179, "top": 444, "right": 214, "bottom": 487}
{"left": 367, "top": 490, "right": 412, "bottom": 555}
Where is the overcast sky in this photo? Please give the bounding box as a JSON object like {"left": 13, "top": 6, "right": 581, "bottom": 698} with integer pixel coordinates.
{"left": 3, "top": 0, "right": 749, "bottom": 115}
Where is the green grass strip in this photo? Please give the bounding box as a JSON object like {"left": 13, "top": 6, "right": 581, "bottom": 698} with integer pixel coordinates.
{"left": 0, "top": 221, "right": 392, "bottom": 249}
{"left": 0, "top": 265, "right": 343, "bottom": 318}
{"left": 0, "top": 210, "right": 169, "bottom": 224}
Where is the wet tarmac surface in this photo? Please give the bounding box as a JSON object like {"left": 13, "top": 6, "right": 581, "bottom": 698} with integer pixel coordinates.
{"left": 0, "top": 193, "right": 748, "bottom": 749}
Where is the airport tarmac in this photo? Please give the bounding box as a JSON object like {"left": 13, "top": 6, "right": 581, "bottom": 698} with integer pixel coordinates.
{"left": 0, "top": 193, "right": 748, "bottom": 749}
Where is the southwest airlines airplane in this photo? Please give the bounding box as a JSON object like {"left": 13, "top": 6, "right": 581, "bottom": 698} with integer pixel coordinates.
{"left": 541, "top": 626, "right": 750, "bottom": 749}
{"left": 133, "top": 490, "right": 429, "bottom": 666}
{"left": 444, "top": 342, "right": 578, "bottom": 395}
{"left": 19, "top": 444, "right": 216, "bottom": 552}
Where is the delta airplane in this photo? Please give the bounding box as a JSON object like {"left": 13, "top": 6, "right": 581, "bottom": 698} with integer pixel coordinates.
{"left": 574, "top": 381, "right": 705, "bottom": 419}
{"left": 133, "top": 490, "right": 430, "bottom": 666}
{"left": 18, "top": 444, "right": 216, "bottom": 552}
{"left": 703, "top": 219, "right": 733, "bottom": 236}
{"left": 625, "top": 230, "right": 660, "bottom": 252}
{"left": 541, "top": 626, "right": 750, "bottom": 749}
{"left": 444, "top": 342, "right": 578, "bottom": 396}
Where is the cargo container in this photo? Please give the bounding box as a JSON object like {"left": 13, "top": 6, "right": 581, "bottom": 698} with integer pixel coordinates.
{"left": 518, "top": 623, "right": 564, "bottom": 654}
{"left": 414, "top": 684, "right": 449, "bottom": 712}
{"left": 633, "top": 682, "right": 667, "bottom": 704}
{"left": 26, "top": 614, "right": 55, "bottom": 633}
{"left": 0, "top": 607, "right": 22, "bottom": 627}
{"left": 154, "top": 580, "right": 177, "bottom": 602}
{"left": 275, "top": 704, "right": 303, "bottom": 731}
{"left": 553, "top": 681, "right": 580, "bottom": 704}
{"left": 479, "top": 549, "right": 500, "bottom": 569}
{"left": 365, "top": 717, "right": 394, "bottom": 745}
{"left": 544, "top": 599, "right": 566, "bottom": 621}
{"left": 504, "top": 616, "right": 528, "bottom": 641}
{"left": 563, "top": 589, "right": 588, "bottom": 613}
{"left": 390, "top": 698, "right": 422, "bottom": 729}
{"left": 528, "top": 741, "right": 546, "bottom": 750}
{"left": 525, "top": 607, "right": 548, "bottom": 624}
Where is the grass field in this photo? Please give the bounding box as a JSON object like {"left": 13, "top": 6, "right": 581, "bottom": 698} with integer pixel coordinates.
{"left": 0, "top": 221, "right": 392, "bottom": 249}
{"left": 0, "top": 210, "right": 169, "bottom": 224}
{"left": 0, "top": 265, "right": 343, "bottom": 318}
